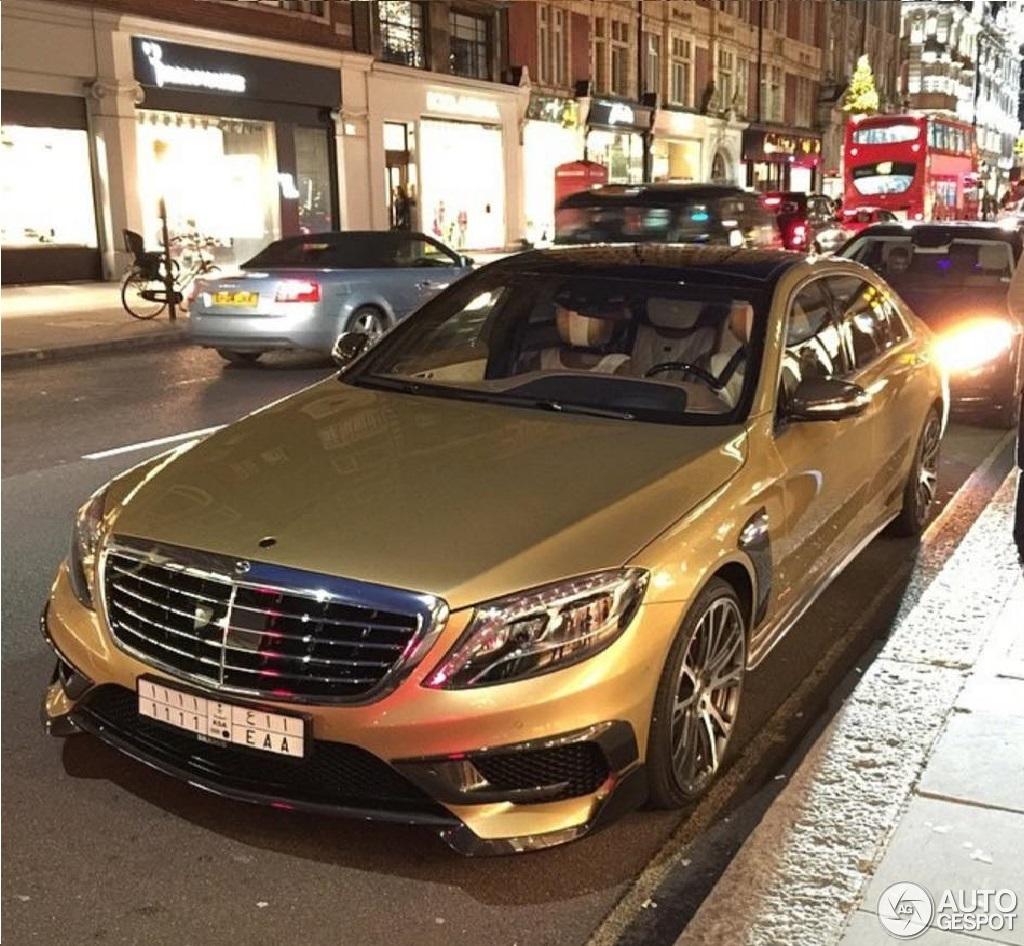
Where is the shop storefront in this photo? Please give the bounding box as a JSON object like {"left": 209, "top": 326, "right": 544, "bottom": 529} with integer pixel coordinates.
{"left": 1, "top": 91, "right": 101, "bottom": 283}
{"left": 522, "top": 94, "right": 584, "bottom": 245}
{"left": 650, "top": 109, "right": 745, "bottom": 186}
{"left": 585, "top": 99, "right": 654, "bottom": 185}
{"left": 367, "top": 68, "right": 527, "bottom": 250}
{"left": 743, "top": 126, "right": 822, "bottom": 193}
{"left": 131, "top": 37, "right": 341, "bottom": 269}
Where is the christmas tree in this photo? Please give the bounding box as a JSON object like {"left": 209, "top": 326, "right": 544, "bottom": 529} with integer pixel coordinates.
{"left": 842, "top": 55, "right": 879, "bottom": 115}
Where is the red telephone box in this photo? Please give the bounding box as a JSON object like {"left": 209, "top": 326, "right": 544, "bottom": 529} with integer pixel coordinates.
{"left": 554, "top": 160, "right": 608, "bottom": 207}
{"left": 553, "top": 160, "right": 608, "bottom": 243}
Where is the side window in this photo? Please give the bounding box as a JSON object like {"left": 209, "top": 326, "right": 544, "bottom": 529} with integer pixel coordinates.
{"left": 781, "top": 280, "right": 848, "bottom": 401}
{"left": 397, "top": 236, "right": 459, "bottom": 268}
{"left": 827, "top": 276, "right": 907, "bottom": 369}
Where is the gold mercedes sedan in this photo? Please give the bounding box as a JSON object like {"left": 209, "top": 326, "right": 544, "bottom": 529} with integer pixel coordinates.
{"left": 41, "top": 245, "right": 946, "bottom": 855}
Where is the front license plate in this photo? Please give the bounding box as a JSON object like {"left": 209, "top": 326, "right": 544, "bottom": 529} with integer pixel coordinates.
{"left": 213, "top": 290, "right": 259, "bottom": 306}
{"left": 137, "top": 678, "right": 306, "bottom": 758}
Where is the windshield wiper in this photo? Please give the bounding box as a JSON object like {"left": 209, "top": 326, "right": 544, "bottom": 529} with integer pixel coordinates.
{"left": 352, "top": 375, "right": 637, "bottom": 420}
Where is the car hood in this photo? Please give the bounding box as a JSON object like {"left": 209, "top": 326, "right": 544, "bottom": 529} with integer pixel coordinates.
{"left": 109, "top": 381, "right": 746, "bottom": 608}
{"left": 895, "top": 284, "right": 1010, "bottom": 332}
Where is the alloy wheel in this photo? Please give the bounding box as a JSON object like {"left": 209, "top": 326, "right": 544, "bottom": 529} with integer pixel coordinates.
{"left": 670, "top": 596, "right": 745, "bottom": 794}
{"left": 916, "top": 414, "right": 941, "bottom": 518}
{"left": 350, "top": 310, "right": 387, "bottom": 346}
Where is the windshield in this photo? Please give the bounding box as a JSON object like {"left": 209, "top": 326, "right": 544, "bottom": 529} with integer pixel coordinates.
{"left": 842, "top": 236, "right": 1015, "bottom": 292}
{"left": 852, "top": 161, "right": 916, "bottom": 196}
{"left": 349, "top": 270, "right": 769, "bottom": 426}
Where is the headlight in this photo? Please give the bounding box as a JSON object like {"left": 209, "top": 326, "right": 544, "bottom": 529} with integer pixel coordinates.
{"left": 68, "top": 485, "right": 110, "bottom": 608}
{"left": 935, "top": 318, "right": 1016, "bottom": 374}
{"left": 424, "top": 569, "right": 648, "bottom": 689}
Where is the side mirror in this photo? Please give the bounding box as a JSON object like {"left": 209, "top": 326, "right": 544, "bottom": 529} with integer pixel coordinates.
{"left": 331, "top": 331, "right": 369, "bottom": 368}
{"left": 787, "top": 377, "right": 871, "bottom": 422}
{"left": 460, "top": 254, "right": 475, "bottom": 268}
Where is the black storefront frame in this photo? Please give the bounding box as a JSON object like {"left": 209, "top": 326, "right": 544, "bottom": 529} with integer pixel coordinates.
{"left": 1, "top": 90, "right": 103, "bottom": 284}
{"left": 132, "top": 38, "right": 342, "bottom": 239}
{"left": 584, "top": 99, "right": 655, "bottom": 184}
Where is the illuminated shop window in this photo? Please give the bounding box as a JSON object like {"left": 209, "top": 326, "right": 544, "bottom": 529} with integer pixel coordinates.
{"left": 136, "top": 110, "right": 281, "bottom": 269}
{"left": 0, "top": 125, "right": 98, "bottom": 248}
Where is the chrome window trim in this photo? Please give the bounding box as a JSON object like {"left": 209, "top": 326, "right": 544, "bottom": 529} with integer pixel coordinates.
{"left": 98, "top": 537, "right": 449, "bottom": 706}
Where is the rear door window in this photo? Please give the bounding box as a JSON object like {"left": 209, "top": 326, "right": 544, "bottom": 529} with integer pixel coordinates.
{"left": 827, "top": 276, "right": 907, "bottom": 369}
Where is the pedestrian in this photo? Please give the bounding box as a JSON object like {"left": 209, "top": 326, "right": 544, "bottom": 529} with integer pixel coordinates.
{"left": 1009, "top": 250, "right": 1024, "bottom": 562}
{"left": 392, "top": 185, "right": 411, "bottom": 231}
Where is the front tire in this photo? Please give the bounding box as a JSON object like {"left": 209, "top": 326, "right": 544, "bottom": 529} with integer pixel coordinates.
{"left": 890, "top": 407, "right": 942, "bottom": 537}
{"left": 646, "top": 578, "right": 747, "bottom": 808}
{"left": 216, "top": 349, "right": 262, "bottom": 366}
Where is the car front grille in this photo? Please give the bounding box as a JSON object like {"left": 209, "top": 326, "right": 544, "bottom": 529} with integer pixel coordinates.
{"left": 74, "top": 685, "right": 453, "bottom": 821}
{"left": 102, "top": 543, "right": 439, "bottom": 703}
{"left": 472, "top": 742, "right": 610, "bottom": 801}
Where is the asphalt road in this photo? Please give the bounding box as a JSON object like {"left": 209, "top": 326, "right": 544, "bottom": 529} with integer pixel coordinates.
{"left": 1, "top": 346, "right": 1015, "bottom": 946}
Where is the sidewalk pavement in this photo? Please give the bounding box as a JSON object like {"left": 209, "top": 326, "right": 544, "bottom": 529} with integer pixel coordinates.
{"left": 676, "top": 471, "right": 1023, "bottom": 946}
{"left": 1, "top": 282, "right": 187, "bottom": 367}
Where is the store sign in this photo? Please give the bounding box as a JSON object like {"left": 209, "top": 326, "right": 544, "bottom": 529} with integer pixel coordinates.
{"left": 426, "top": 91, "right": 500, "bottom": 121}
{"left": 743, "top": 128, "right": 822, "bottom": 162}
{"left": 587, "top": 99, "right": 653, "bottom": 131}
{"left": 527, "top": 95, "right": 580, "bottom": 129}
{"left": 137, "top": 40, "right": 246, "bottom": 94}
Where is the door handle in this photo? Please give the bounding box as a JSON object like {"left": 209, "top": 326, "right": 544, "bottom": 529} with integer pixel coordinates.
{"left": 416, "top": 280, "right": 447, "bottom": 290}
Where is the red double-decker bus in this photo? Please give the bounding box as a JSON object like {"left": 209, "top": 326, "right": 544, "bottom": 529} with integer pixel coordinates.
{"left": 843, "top": 114, "right": 979, "bottom": 222}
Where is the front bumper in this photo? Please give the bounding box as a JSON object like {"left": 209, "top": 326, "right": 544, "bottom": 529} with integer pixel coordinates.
{"left": 947, "top": 355, "right": 1019, "bottom": 412}
{"left": 40, "top": 563, "right": 669, "bottom": 854}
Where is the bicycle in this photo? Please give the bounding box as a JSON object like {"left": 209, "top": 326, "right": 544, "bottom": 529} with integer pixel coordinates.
{"left": 121, "top": 229, "right": 221, "bottom": 320}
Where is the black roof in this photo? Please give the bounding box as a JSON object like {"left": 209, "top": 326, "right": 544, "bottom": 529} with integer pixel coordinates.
{"left": 487, "top": 244, "right": 802, "bottom": 286}
{"left": 559, "top": 183, "right": 747, "bottom": 208}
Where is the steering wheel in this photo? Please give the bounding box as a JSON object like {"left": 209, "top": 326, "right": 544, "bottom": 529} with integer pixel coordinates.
{"left": 644, "top": 361, "right": 722, "bottom": 389}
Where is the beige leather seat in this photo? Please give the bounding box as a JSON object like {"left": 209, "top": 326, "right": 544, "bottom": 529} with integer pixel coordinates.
{"left": 707, "top": 302, "right": 755, "bottom": 408}
{"left": 538, "top": 305, "right": 631, "bottom": 374}
{"left": 631, "top": 299, "right": 722, "bottom": 377}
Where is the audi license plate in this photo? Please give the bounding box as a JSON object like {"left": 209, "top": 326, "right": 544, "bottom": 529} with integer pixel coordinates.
{"left": 137, "top": 678, "right": 306, "bottom": 758}
{"left": 212, "top": 290, "right": 258, "bottom": 306}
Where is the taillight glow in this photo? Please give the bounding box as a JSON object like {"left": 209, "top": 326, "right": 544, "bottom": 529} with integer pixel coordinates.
{"left": 275, "top": 279, "right": 321, "bottom": 303}
{"left": 790, "top": 224, "right": 807, "bottom": 246}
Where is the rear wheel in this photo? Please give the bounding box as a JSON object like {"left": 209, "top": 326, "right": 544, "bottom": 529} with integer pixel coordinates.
{"left": 646, "top": 578, "right": 747, "bottom": 808}
{"left": 121, "top": 271, "right": 165, "bottom": 320}
{"left": 890, "top": 407, "right": 942, "bottom": 537}
{"left": 345, "top": 307, "right": 388, "bottom": 347}
{"left": 216, "top": 349, "right": 263, "bottom": 366}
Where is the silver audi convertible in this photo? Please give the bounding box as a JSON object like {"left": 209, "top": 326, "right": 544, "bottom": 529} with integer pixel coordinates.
{"left": 189, "top": 231, "right": 474, "bottom": 364}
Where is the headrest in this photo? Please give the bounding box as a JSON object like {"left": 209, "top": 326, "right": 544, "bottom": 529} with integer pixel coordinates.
{"left": 977, "top": 242, "right": 1009, "bottom": 273}
{"left": 729, "top": 303, "right": 755, "bottom": 345}
{"left": 556, "top": 307, "right": 616, "bottom": 349}
{"left": 646, "top": 298, "right": 704, "bottom": 330}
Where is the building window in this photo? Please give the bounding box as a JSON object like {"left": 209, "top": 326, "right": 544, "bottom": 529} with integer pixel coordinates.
{"left": 761, "top": 63, "right": 782, "bottom": 121}
{"left": 718, "top": 47, "right": 735, "bottom": 109}
{"left": 378, "top": 1, "right": 425, "bottom": 69}
{"left": 247, "top": 0, "right": 327, "bottom": 17}
{"left": 594, "top": 17, "right": 608, "bottom": 93}
{"left": 539, "top": 5, "right": 550, "bottom": 83}
{"left": 670, "top": 36, "right": 693, "bottom": 106}
{"left": 611, "top": 20, "right": 631, "bottom": 96}
{"left": 800, "top": 0, "right": 815, "bottom": 44}
{"left": 771, "top": 0, "right": 785, "bottom": 32}
{"left": 796, "top": 75, "right": 814, "bottom": 127}
{"left": 644, "top": 32, "right": 662, "bottom": 97}
{"left": 552, "top": 7, "right": 568, "bottom": 87}
{"left": 449, "top": 10, "right": 489, "bottom": 79}
{"left": 736, "top": 57, "right": 749, "bottom": 116}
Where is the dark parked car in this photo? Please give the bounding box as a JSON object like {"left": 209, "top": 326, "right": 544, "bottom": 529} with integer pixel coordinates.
{"left": 838, "top": 222, "right": 1023, "bottom": 426}
{"left": 762, "top": 192, "right": 849, "bottom": 253}
{"left": 555, "top": 184, "right": 781, "bottom": 249}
